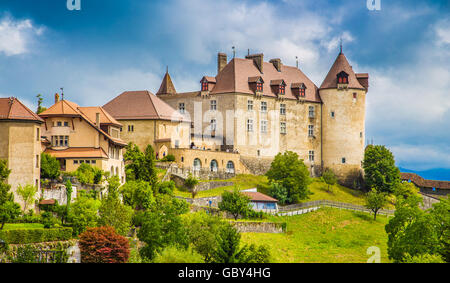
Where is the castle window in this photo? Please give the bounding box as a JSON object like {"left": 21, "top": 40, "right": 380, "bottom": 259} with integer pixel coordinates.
{"left": 201, "top": 81, "right": 208, "bottom": 91}
{"left": 261, "top": 101, "right": 267, "bottom": 113}
{"left": 279, "top": 85, "right": 285, "bottom": 95}
{"left": 280, "top": 122, "right": 286, "bottom": 134}
{"left": 337, "top": 71, "right": 349, "bottom": 84}
{"left": 261, "top": 120, "right": 268, "bottom": 133}
{"left": 280, "top": 104, "right": 286, "bottom": 115}
{"left": 248, "top": 100, "right": 253, "bottom": 111}
{"left": 179, "top": 103, "right": 185, "bottom": 114}
{"left": 210, "top": 119, "right": 216, "bottom": 131}
{"left": 57, "top": 121, "right": 62, "bottom": 127}
{"left": 309, "top": 151, "right": 314, "bottom": 162}
{"left": 331, "top": 111, "right": 335, "bottom": 118}
{"left": 256, "top": 82, "right": 263, "bottom": 92}
{"left": 308, "top": 106, "right": 315, "bottom": 118}
{"left": 210, "top": 100, "right": 217, "bottom": 111}
{"left": 342, "top": 157, "right": 346, "bottom": 164}
{"left": 360, "top": 132, "right": 363, "bottom": 138}
{"left": 36, "top": 155, "right": 39, "bottom": 168}
{"left": 36, "top": 128, "right": 40, "bottom": 141}
{"left": 128, "top": 125, "right": 134, "bottom": 132}
{"left": 64, "top": 121, "right": 69, "bottom": 127}
{"left": 353, "top": 93, "right": 357, "bottom": 99}
{"left": 299, "top": 87, "right": 306, "bottom": 97}
{"left": 308, "top": 125, "right": 314, "bottom": 137}
{"left": 247, "top": 119, "right": 253, "bottom": 132}
{"left": 74, "top": 160, "right": 78, "bottom": 164}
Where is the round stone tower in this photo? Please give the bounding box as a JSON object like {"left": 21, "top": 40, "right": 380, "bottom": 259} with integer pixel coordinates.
{"left": 319, "top": 51, "right": 368, "bottom": 187}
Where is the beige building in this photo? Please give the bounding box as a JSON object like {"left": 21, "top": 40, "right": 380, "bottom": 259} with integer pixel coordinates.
{"left": 39, "top": 96, "right": 127, "bottom": 183}
{"left": 155, "top": 51, "right": 369, "bottom": 185}
{"left": 0, "top": 97, "right": 44, "bottom": 209}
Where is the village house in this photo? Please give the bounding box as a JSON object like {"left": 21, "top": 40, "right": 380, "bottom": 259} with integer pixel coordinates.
{"left": 400, "top": 172, "right": 450, "bottom": 196}
{"left": 0, "top": 97, "right": 44, "bottom": 209}
{"left": 39, "top": 95, "right": 127, "bottom": 183}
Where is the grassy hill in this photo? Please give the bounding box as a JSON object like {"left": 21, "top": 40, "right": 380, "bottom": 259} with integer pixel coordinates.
{"left": 241, "top": 207, "right": 391, "bottom": 263}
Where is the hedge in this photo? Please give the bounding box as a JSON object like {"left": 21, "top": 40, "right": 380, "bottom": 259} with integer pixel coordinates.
{"left": 0, "top": 227, "right": 73, "bottom": 244}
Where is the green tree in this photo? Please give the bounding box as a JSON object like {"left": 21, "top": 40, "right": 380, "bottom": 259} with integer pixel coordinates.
{"left": 184, "top": 174, "right": 199, "bottom": 198}
{"left": 75, "top": 163, "right": 104, "bottom": 185}
{"left": 40, "top": 153, "right": 60, "bottom": 179}
{"left": 385, "top": 196, "right": 441, "bottom": 262}
{"left": 124, "top": 143, "right": 158, "bottom": 185}
{"left": 16, "top": 184, "right": 37, "bottom": 213}
{"left": 0, "top": 160, "right": 21, "bottom": 230}
{"left": 120, "top": 180, "right": 154, "bottom": 210}
{"left": 393, "top": 181, "right": 419, "bottom": 200}
{"left": 429, "top": 198, "right": 450, "bottom": 262}
{"left": 218, "top": 188, "right": 252, "bottom": 220}
{"left": 153, "top": 246, "right": 204, "bottom": 263}
{"left": 403, "top": 253, "right": 445, "bottom": 263}
{"left": 268, "top": 182, "right": 289, "bottom": 205}
{"left": 266, "top": 151, "right": 311, "bottom": 203}
{"left": 65, "top": 179, "right": 73, "bottom": 218}
{"left": 321, "top": 168, "right": 337, "bottom": 192}
{"left": 137, "top": 195, "right": 189, "bottom": 260}
{"left": 68, "top": 194, "right": 101, "bottom": 236}
{"left": 98, "top": 176, "right": 133, "bottom": 236}
{"left": 363, "top": 145, "right": 400, "bottom": 193}
{"left": 36, "top": 94, "right": 47, "bottom": 114}
{"left": 365, "top": 189, "right": 388, "bottom": 220}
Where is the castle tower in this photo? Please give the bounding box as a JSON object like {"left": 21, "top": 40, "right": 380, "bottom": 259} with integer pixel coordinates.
{"left": 156, "top": 68, "right": 177, "bottom": 96}
{"left": 319, "top": 51, "right": 369, "bottom": 186}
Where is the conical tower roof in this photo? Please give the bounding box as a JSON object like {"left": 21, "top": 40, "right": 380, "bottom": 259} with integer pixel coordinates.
{"left": 320, "top": 52, "right": 365, "bottom": 90}
{"left": 156, "top": 70, "right": 177, "bottom": 95}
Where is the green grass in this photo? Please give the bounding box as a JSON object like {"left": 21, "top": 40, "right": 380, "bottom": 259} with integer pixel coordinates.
{"left": 241, "top": 207, "right": 391, "bottom": 263}
{"left": 2, "top": 223, "right": 44, "bottom": 230}
{"left": 304, "top": 179, "right": 366, "bottom": 205}
{"left": 156, "top": 168, "right": 167, "bottom": 181}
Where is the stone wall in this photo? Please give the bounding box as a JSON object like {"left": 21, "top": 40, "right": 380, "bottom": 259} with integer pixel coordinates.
{"left": 171, "top": 174, "right": 233, "bottom": 192}
{"left": 230, "top": 221, "right": 285, "bottom": 233}
{"left": 239, "top": 156, "right": 273, "bottom": 175}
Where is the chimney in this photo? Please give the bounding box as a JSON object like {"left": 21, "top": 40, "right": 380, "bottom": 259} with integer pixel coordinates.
{"left": 54, "top": 93, "right": 60, "bottom": 104}
{"left": 245, "top": 53, "right": 264, "bottom": 74}
{"left": 269, "top": 58, "right": 282, "bottom": 72}
{"left": 218, "top": 53, "right": 227, "bottom": 74}
{"left": 96, "top": 112, "right": 100, "bottom": 129}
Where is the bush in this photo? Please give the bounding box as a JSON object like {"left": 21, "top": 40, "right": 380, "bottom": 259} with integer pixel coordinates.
{"left": 161, "top": 154, "right": 176, "bottom": 162}
{"left": 268, "top": 182, "right": 289, "bottom": 205}
{"left": 403, "top": 253, "right": 445, "bottom": 263}
{"left": 153, "top": 246, "right": 204, "bottom": 263}
{"left": 75, "top": 163, "right": 105, "bottom": 185}
{"left": 218, "top": 188, "right": 252, "bottom": 220}
{"left": 40, "top": 153, "right": 60, "bottom": 179}
{"left": 0, "top": 227, "right": 73, "bottom": 244}
{"left": 79, "top": 226, "right": 130, "bottom": 263}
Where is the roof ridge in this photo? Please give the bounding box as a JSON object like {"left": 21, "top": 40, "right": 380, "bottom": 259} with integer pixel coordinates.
{"left": 146, "top": 91, "right": 160, "bottom": 120}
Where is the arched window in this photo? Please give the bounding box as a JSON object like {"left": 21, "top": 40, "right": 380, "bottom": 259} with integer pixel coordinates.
{"left": 115, "top": 167, "right": 119, "bottom": 176}
{"left": 210, "top": 160, "right": 218, "bottom": 172}
{"left": 110, "top": 166, "right": 114, "bottom": 176}
{"left": 226, "top": 161, "right": 235, "bottom": 174}
{"left": 193, "top": 158, "right": 202, "bottom": 171}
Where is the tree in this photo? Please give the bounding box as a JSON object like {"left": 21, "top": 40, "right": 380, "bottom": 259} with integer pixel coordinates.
{"left": 268, "top": 182, "right": 289, "bottom": 205}
{"left": 68, "top": 194, "right": 101, "bottom": 236}
{"left": 393, "top": 181, "right": 419, "bottom": 200}
{"left": 36, "top": 94, "right": 47, "bottom": 114}
{"left": 98, "top": 177, "right": 133, "bottom": 236}
{"left": 321, "top": 168, "right": 337, "bottom": 193}
{"left": 120, "top": 180, "right": 154, "bottom": 210}
{"left": 266, "top": 151, "right": 311, "bottom": 203}
{"left": 385, "top": 196, "right": 441, "bottom": 262}
{"left": 0, "top": 160, "right": 21, "bottom": 230}
{"left": 79, "top": 226, "right": 130, "bottom": 263}
{"left": 65, "top": 179, "right": 73, "bottom": 221}
{"left": 429, "top": 198, "right": 450, "bottom": 262}
{"left": 16, "top": 184, "right": 37, "bottom": 213}
{"left": 184, "top": 174, "right": 199, "bottom": 198}
{"left": 40, "top": 153, "right": 60, "bottom": 179}
{"left": 75, "top": 163, "right": 104, "bottom": 185}
{"left": 218, "top": 188, "right": 252, "bottom": 220}
{"left": 137, "top": 195, "right": 189, "bottom": 260}
{"left": 365, "top": 189, "right": 388, "bottom": 220}
{"left": 124, "top": 143, "right": 158, "bottom": 185}
{"left": 153, "top": 246, "right": 204, "bottom": 263}
{"left": 403, "top": 253, "right": 445, "bottom": 263}
{"left": 363, "top": 145, "right": 400, "bottom": 193}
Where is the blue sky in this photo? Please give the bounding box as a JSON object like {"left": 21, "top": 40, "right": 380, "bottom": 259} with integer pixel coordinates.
{"left": 0, "top": 0, "right": 449, "bottom": 176}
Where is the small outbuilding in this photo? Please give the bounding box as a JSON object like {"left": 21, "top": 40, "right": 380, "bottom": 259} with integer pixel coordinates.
{"left": 241, "top": 191, "right": 278, "bottom": 212}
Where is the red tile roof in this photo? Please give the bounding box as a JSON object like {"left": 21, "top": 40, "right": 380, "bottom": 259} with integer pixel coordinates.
{"left": 242, "top": 191, "right": 278, "bottom": 202}
{"left": 44, "top": 147, "right": 109, "bottom": 159}
{"left": 0, "top": 97, "right": 44, "bottom": 122}
{"left": 400, "top": 172, "right": 450, "bottom": 190}
{"left": 320, "top": 52, "right": 366, "bottom": 90}
{"left": 77, "top": 106, "right": 122, "bottom": 127}
{"left": 209, "top": 58, "right": 321, "bottom": 103}
{"left": 40, "top": 199, "right": 56, "bottom": 205}
{"left": 156, "top": 71, "right": 177, "bottom": 95}
{"left": 103, "top": 90, "right": 189, "bottom": 122}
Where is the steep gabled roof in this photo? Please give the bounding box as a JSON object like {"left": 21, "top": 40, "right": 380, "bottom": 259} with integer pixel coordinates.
{"left": 103, "top": 91, "right": 189, "bottom": 122}
{"left": 156, "top": 71, "right": 177, "bottom": 95}
{"left": 242, "top": 191, "right": 278, "bottom": 202}
{"left": 320, "top": 52, "right": 365, "bottom": 90}
{"left": 39, "top": 99, "right": 80, "bottom": 117}
{"left": 210, "top": 58, "right": 321, "bottom": 102}
{"left": 77, "top": 106, "right": 122, "bottom": 127}
{"left": 0, "top": 97, "right": 44, "bottom": 122}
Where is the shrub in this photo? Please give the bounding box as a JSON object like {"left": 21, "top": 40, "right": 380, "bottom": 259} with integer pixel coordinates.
{"left": 268, "top": 182, "right": 289, "bottom": 205}
{"left": 79, "top": 226, "right": 130, "bottom": 263}
{"left": 154, "top": 181, "right": 175, "bottom": 195}
{"left": 403, "top": 253, "right": 445, "bottom": 263}
{"left": 75, "top": 163, "right": 105, "bottom": 185}
{"left": 0, "top": 227, "right": 73, "bottom": 244}
{"left": 218, "top": 188, "right": 252, "bottom": 220}
{"left": 321, "top": 168, "right": 337, "bottom": 192}
{"left": 68, "top": 195, "right": 101, "bottom": 236}
{"left": 40, "top": 153, "right": 60, "bottom": 179}
{"left": 153, "top": 246, "right": 204, "bottom": 263}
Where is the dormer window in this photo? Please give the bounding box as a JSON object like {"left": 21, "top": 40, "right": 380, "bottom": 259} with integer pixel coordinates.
{"left": 200, "top": 76, "right": 216, "bottom": 92}
{"left": 270, "top": 79, "right": 286, "bottom": 96}
{"left": 248, "top": 76, "right": 264, "bottom": 94}
{"left": 291, "top": 83, "right": 307, "bottom": 98}
{"left": 337, "top": 71, "right": 349, "bottom": 84}
{"left": 201, "top": 81, "right": 208, "bottom": 91}
{"left": 279, "top": 85, "right": 285, "bottom": 95}
{"left": 256, "top": 82, "right": 263, "bottom": 92}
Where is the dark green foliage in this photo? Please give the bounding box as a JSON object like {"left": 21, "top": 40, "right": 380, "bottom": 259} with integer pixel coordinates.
{"left": 41, "top": 211, "right": 57, "bottom": 228}
{"left": 0, "top": 227, "right": 73, "bottom": 244}
{"left": 120, "top": 180, "right": 154, "bottom": 210}
{"left": 0, "top": 160, "right": 21, "bottom": 230}
{"left": 75, "top": 163, "right": 104, "bottom": 185}
{"left": 365, "top": 189, "right": 388, "bottom": 220}
{"left": 137, "top": 195, "right": 189, "bottom": 260}
{"left": 266, "top": 151, "right": 311, "bottom": 203}
{"left": 321, "top": 168, "right": 337, "bottom": 192}
{"left": 218, "top": 188, "right": 252, "bottom": 220}
{"left": 68, "top": 195, "right": 100, "bottom": 236}
{"left": 154, "top": 181, "right": 175, "bottom": 195}
{"left": 268, "top": 182, "right": 289, "bottom": 205}
{"left": 40, "top": 153, "right": 60, "bottom": 179}
{"left": 161, "top": 154, "right": 175, "bottom": 162}
{"left": 363, "top": 145, "right": 400, "bottom": 193}
{"left": 36, "top": 94, "right": 47, "bottom": 114}
{"left": 124, "top": 143, "right": 158, "bottom": 185}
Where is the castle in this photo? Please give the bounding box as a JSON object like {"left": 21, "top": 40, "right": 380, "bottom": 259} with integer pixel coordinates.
{"left": 105, "top": 49, "right": 369, "bottom": 185}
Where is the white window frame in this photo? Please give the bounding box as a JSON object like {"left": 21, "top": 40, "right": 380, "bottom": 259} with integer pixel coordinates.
{"left": 247, "top": 119, "right": 253, "bottom": 132}
{"left": 248, "top": 100, "right": 253, "bottom": 111}
{"left": 261, "top": 101, "right": 267, "bottom": 113}
{"left": 179, "top": 102, "right": 185, "bottom": 114}
{"left": 309, "top": 150, "right": 314, "bottom": 162}
{"left": 210, "top": 100, "right": 217, "bottom": 111}
{"left": 308, "top": 125, "right": 314, "bottom": 137}
{"left": 280, "top": 104, "right": 286, "bottom": 115}
{"left": 261, "top": 120, "right": 268, "bottom": 133}
{"left": 280, "top": 122, "right": 286, "bottom": 134}
{"left": 309, "top": 106, "right": 315, "bottom": 118}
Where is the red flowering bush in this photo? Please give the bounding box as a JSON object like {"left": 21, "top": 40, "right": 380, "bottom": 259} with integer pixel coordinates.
{"left": 79, "top": 226, "right": 130, "bottom": 263}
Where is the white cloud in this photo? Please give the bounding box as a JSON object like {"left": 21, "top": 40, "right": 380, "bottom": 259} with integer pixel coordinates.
{"left": 390, "top": 144, "right": 450, "bottom": 171}
{"left": 436, "top": 18, "right": 450, "bottom": 45}
{"left": 0, "top": 16, "right": 44, "bottom": 56}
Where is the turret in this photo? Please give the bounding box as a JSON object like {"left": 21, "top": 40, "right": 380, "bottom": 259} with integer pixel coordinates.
{"left": 319, "top": 51, "right": 368, "bottom": 187}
